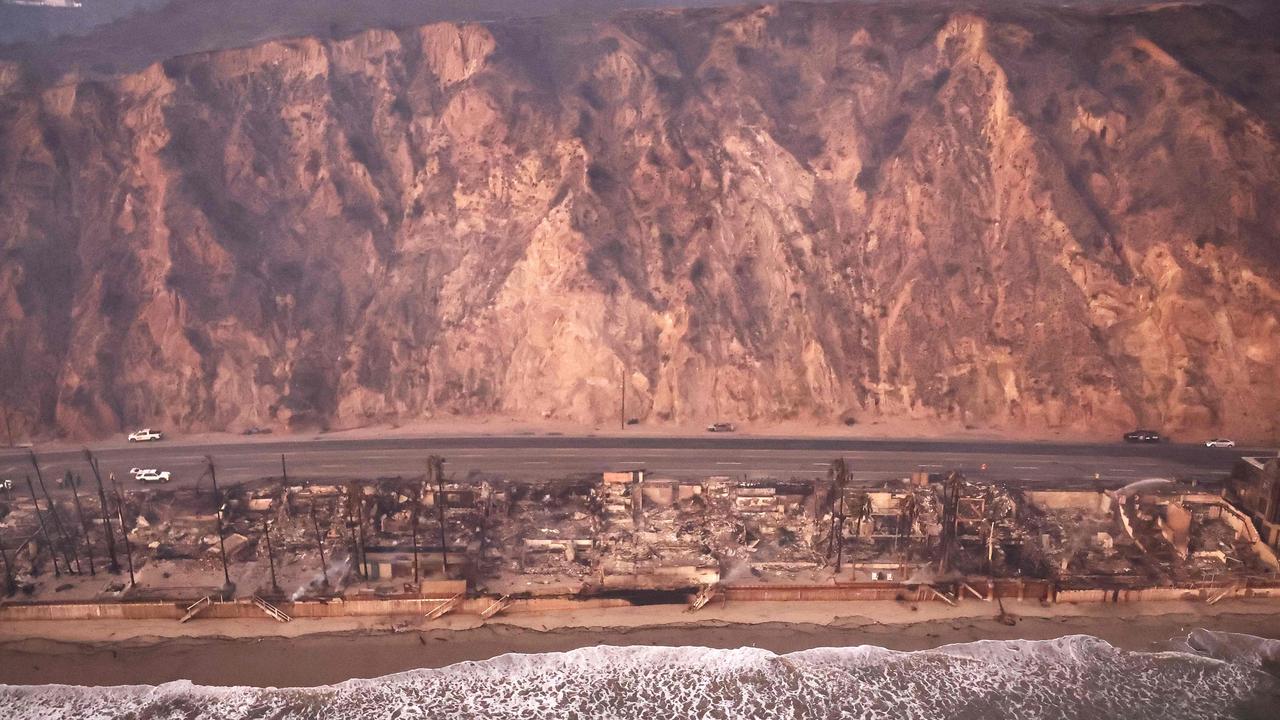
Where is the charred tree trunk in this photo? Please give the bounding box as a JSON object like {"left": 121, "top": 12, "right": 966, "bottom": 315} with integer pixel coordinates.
{"left": 344, "top": 491, "right": 362, "bottom": 580}
{"left": 310, "top": 501, "right": 329, "bottom": 588}
{"left": 206, "top": 458, "right": 232, "bottom": 590}
{"left": 411, "top": 486, "right": 421, "bottom": 585}
{"left": 263, "top": 516, "right": 280, "bottom": 595}
{"left": 429, "top": 456, "right": 449, "bottom": 575}
{"left": 68, "top": 472, "right": 95, "bottom": 576}
{"left": 0, "top": 537, "right": 16, "bottom": 595}
{"left": 110, "top": 473, "right": 136, "bottom": 587}
{"left": 834, "top": 515, "right": 847, "bottom": 573}
{"left": 31, "top": 454, "right": 77, "bottom": 573}
{"left": 24, "top": 475, "right": 59, "bottom": 577}
{"left": 85, "top": 450, "right": 121, "bottom": 573}
{"left": 356, "top": 493, "right": 369, "bottom": 580}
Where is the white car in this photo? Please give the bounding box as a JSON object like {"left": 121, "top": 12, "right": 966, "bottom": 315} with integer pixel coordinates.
{"left": 128, "top": 428, "right": 163, "bottom": 442}
{"left": 136, "top": 470, "right": 172, "bottom": 484}
{"left": 1204, "top": 438, "right": 1236, "bottom": 448}
{"left": 129, "top": 467, "right": 158, "bottom": 477}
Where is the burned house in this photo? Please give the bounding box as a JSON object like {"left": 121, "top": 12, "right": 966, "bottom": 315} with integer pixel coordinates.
{"left": 483, "top": 477, "right": 598, "bottom": 595}
{"left": 1226, "top": 455, "right": 1280, "bottom": 550}
{"left": 7, "top": 450, "right": 1280, "bottom": 608}
{"left": 596, "top": 471, "right": 718, "bottom": 590}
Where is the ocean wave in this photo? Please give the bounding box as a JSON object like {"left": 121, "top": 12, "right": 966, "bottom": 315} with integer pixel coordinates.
{"left": 4, "top": 634, "right": 1279, "bottom": 719}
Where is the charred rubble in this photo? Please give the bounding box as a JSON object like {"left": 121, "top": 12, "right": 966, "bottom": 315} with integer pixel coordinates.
{"left": 1, "top": 459, "right": 1277, "bottom": 603}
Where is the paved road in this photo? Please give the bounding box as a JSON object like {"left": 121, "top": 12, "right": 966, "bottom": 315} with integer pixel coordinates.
{"left": 1, "top": 435, "right": 1271, "bottom": 494}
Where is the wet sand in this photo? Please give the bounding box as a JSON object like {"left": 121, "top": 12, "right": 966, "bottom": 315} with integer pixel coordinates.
{"left": 4, "top": 601, "right": 1280, "bottom": 687}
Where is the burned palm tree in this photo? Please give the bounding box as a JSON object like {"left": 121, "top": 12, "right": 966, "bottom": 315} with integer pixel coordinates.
{"left": 938, "top": 470, "right": 965, "bottom": 572}
{"left": 827, "top": 459, "right": 851, "bottom": 572}
{"left": 428, "top": 455, "right": 448, "bottom": 575}
{"left": 850, "top": 491, "right": 873, "bottom": 541}
{"left": 897, "top": 491, "right": 919, "bottom": 559}
{"left": 30, "top": 452, "right": 77, "bottom": 573}
{"left": 84, "top": 449, "right": 120, "bottom": 573}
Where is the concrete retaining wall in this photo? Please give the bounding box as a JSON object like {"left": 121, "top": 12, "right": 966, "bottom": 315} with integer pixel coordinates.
{"left": 0, "top": 595, "right": 634, "bottom": 622}
{"left": 3, "top": 581, "right": 1278, "bottom": 622}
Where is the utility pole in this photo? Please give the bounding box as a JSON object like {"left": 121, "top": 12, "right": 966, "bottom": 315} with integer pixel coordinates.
{"left": 216, "top": 499, "right": 231, "bottom": 588}
{"left": 25, "top": 475, "right": 59, "bottom": 577}
{"left": 206, "top": 455, "right": 220, "bottom": 498}
{"left": 68, "top": 472, "right": 95, "bottom": 576}
{"left": 620, "top": 364, "right": 626, "bottom": 430}
{"left": 262, "top": 516, "right": 280, "bottom": 596}
{"left": 85, "top": 450, "right": 120, "bottom": 573}
{"left": 199, "top": 453, "right": 232, "bottom": 589}
{"left": 310, "top": 501, "right": 329, "bottom": 588}
{"left": 31, "top": 452, "right": 77, "bottom": 573}
{"left": 206, "top": 453, "right": 231, "bottom": 589}
{"left": 109, "top": 473, "right": 135, "bottom": 587}
{"left": 281, "top": 454, "right": 288, "bottom": 484}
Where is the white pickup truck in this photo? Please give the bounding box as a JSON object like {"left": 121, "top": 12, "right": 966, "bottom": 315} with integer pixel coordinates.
{"left": 135, "top": 470, "right": 172, "bottom": 484}
{"left": 127, "top": 428, "right": 163, "bottom": 442}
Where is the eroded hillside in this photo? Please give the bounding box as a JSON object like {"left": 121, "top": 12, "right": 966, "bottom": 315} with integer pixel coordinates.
{"left": 1, "top": 1, "right": 1278, "bottom": 440}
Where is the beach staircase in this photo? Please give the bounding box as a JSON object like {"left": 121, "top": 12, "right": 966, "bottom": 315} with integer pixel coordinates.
{"left": 480, "top": 594, "right": 512, "bottom": 619}
{"left": 1206, "top": 583, "right": 1240, "bottom": 605}
{"left": 958, "top": 582, "right": 989, "bottom": 601}
{"left": 924, "top": 585, "right": 957, "bottom": 606}
{"left": 178, "top": 595, "right": 213, "bottom": 623}
{"left": 252, "top": 595, "right": 292, "bottom": 623}
{"left": 425, "top": 593, "right": 463, "bottom": 621}
{"left": 688, "top": 583, "right": 717, "bottom": 612}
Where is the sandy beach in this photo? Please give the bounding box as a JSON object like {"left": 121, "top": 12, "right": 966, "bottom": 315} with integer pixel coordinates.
{"left": 4, "top": 599, "right": 1280, "bottom": 687}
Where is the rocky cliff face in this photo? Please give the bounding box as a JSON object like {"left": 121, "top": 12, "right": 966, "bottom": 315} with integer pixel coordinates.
{"left": 2, "top": 2, "right": 1279, "bottom": 440}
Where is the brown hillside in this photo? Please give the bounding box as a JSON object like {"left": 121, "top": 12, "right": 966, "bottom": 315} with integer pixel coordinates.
{"left": 1, "top": 2, "right": 1278, "bottom": 440}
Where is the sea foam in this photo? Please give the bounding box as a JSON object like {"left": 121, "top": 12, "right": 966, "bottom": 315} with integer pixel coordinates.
{"left": 3, "top": 634, "right": 1278, "bottom": 719}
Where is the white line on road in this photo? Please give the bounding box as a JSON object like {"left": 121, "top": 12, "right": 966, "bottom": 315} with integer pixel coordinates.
{"left": 918, "top": 464, "right": 943, "bottom": 468}
{"left": 812, "top": 462, "right": 830, "bottom": 466}
{"left": 1106, "top": 469, "right": 1136, "bottom": 473}
{"left": 1013, "top": 466, "right": 1039, "bottom": 470}
{"left": 716, "top": 462, "right": 743, "bottom": 466}
{"left": 619, "top": 461, "right": 645, "bottom": 465}
{"left": 523, "top": 461, "right": 549, "bottom": 465}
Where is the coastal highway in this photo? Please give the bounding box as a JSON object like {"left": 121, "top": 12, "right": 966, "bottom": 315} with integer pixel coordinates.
{"left": 1, "top": 434, "right": 1272, "bottom": 493}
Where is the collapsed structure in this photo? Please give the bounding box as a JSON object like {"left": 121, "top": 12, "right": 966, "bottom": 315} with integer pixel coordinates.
{"left": 2, "top": 457, "right": 1279, "bottom": 608}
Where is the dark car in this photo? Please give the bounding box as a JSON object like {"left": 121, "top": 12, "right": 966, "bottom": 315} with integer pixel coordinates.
{"left": 1123, "top": 429, "right": 1162, "bottom": 443}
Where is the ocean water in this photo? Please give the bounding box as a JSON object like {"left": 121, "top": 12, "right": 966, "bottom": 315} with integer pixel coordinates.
{"left": 3, "top": 632, "right": 1278, "bottom": 719}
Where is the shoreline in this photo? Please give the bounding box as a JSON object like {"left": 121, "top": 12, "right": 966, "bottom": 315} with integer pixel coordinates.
{"left": 4, "top": 599, "right": 1280, "bottom": 687}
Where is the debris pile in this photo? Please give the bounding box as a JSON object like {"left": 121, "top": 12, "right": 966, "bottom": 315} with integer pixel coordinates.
{"left": 4, "top": 458, "right": 1278, "bottom": 603}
